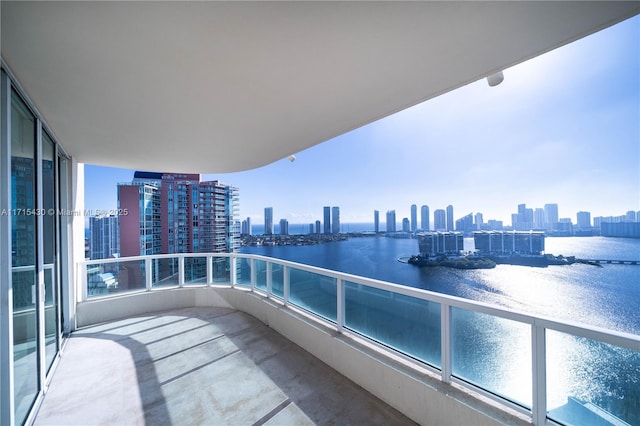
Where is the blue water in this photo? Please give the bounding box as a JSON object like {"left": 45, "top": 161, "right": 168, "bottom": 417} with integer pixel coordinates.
{"left": 241, "top": 235, "right": 640, "bottom": 424}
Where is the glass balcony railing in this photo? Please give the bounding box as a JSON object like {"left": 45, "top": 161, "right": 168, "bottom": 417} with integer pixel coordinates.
{"left": 77, "top": 253, "right": 640, "bottom": 426}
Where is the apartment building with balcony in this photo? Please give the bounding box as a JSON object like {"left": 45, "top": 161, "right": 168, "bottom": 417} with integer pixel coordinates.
{"left": 2, "top": 2, "right": 639, "bottom": 425}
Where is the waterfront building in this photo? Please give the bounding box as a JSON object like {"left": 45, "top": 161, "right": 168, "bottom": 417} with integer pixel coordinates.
{"left": 279, "top": 219, "right": 289, "bottom": 235}
{"left": 89, "top": 215, "right": 119, "bottom": 260}
{"left": 446, "top": 205, "right": 454, "bottom": 231}
{"left": 474, "top": 212, "right": 483, "bottom": 230}
{"left": 421, "top": 205, "right": 430, "bottom": 231}
{"left": 417, "top": 232, "right": 464, "bottom": 257}
{"left": 514, "top": 203, "right": 534, "bottom": 231}
{"left": 410, "top": 204, "right": 417, "bottom": 232}
{"left": 486, "top": 220, "right": 504, "bottom": 231}
{"left": 3, "top": 5, "right": 638, "bottom": 426}
{"left": 626, "top": 210, "right": 637, "bottom": 222}
{"left": 241, "top": 217, "right": 252, "bottom": 236}
{"left": 534, "top": 208, "right": 545, "bottom": 230}
{"left": 434, "top": 209, "right": 446, "bottom": 231}
{"left": 374, "top": 210, "right": 380, "bottom": 233}
{"left": 601, "top": 222, "right": 640, "bottom": 238}
{"left": 264, "top": 207, "right": 273, "bottom": 235}
{"left": 386, "top": 210, "right": 396, "bottom": 233}
{"left": 577, "top": 211, "right": 591, "bottom": 229}
{"left": 455, "top": 213, "right": 474, "bottom": 234}
{"left": 315, "top": 220, "right": 321, "bottom": 234}
{"left": 324, "top": 206, "right": 331, "bottom": 234}
{"left": 544, "top": 203, "right": 559, "bottom": 230}
{"left": 474, "top": 231, "right": 545, "bottom": 255}
{"left": 402, "top": 217, "right": 410, "bottom": 232}
{"left": 332, "top": 206, "right": 340, "bottom": 234}
{"left": 309, "top": 223, "right": 314, "bottom": 234}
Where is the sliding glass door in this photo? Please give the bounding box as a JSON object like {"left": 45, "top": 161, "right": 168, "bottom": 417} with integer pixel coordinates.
{"left": 2, "top": 71, "right": 67, "bottom": 425}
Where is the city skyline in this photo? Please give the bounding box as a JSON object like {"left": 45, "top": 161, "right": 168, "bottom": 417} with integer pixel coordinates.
{"left": 84, "top": 15, "right": 639, "bottom": 226}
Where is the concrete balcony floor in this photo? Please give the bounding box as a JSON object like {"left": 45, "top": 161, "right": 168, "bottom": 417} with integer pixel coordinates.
{"left": 35, "top": 306, "right": 416, "bottom": 425}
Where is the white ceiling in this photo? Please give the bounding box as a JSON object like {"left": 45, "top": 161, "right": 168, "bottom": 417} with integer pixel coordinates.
{"left": 2, "top": 1, "right": 638, "bottom": 173}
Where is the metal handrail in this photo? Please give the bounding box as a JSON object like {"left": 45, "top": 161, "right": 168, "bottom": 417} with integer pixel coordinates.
{"left": 78, "top": 252, "right": 640, "bottom": 426}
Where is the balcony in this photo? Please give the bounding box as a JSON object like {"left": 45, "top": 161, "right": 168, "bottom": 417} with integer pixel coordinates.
{"left": 39, "top": 253, "right": 640, "bottom": 425}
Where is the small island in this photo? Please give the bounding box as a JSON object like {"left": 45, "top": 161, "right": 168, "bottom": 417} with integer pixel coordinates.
{"left": 407, "top": 231, "right": 603, "bottom": 270}
{"left": 408, "top": 254, "right": 496, "bottom": 269}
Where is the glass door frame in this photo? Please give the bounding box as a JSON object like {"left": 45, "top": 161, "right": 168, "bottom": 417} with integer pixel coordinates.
{"left": 1, "top": 63, "right": 70, "bottom": 426}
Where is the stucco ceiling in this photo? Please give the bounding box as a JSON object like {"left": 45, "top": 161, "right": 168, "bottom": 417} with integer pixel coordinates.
{"left": 2, "top": 1, "right": 639, "bottom": 173}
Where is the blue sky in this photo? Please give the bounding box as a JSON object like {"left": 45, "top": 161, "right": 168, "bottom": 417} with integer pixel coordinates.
{"left": 85, "top": 15, "right": 639, "bottom": 226}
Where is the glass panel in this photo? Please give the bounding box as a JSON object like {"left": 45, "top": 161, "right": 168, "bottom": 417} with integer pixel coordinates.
{"left": 42, "top": 132, "right": 58, "bottom": 373}
{"left": 235, "top": 257, "right": 252, "bottom": 287}
{"left": 254, "top": 259, "right": 267, "bottom": 292}
{"left": 11, "top": 90, "right": 38, "bottom": 424}
{"left": 289, "top": 268, "right": 336, "bottom": 322}
{"left": 87, "top": 259, "right": 146, "bottom": 296}
{"left": 184, "top": 257, "right": 207, "bottom": 285}
{"left": 270, "top": 263, "right": 284, "bottom": 298}
{"left": 547, "top": 330, "right": 640, "bottom": 426}
{"left": 451, "top": 308, "right": 531, "bottom": 407}
{"left": 345, "top": 282, "right": 441, "bottom": 366}
{"left": 152, "top": 258, "right": 179, "bottom": 288}
{"left": 211, "top": 257, "right": 231, "bottom": 283}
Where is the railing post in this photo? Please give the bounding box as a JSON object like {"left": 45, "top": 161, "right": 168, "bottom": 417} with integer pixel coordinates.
{"left": 283, "top": 265, "right": 290, "bottom": 305}
{"left": 79, "top": 262, "right": 87, "bottom": 302}
{"left": 178, "top": 256, "right": 185, "bottom": 287}
{"left": 441, "top": 303, "right": 452, "bottom": 384}
{"left": 532, "top": 323, "right": 547, "bottom": 426}
{"left": 266, "top": 262, "right": 272, "bottom": 297}
{"left": 250, "top": 258, "right": 256, "bottom": 291}
{"left": 336, "top": 278, "right": 344, "bottom": 332}
{"left": 206, "top": 255, "right": 213, "bottom": 286}
{"left": 145, "top": 258, "right": 152, "bottom": 291}
{"left": 230, "top": 255, "right": 237, "bottom": 287}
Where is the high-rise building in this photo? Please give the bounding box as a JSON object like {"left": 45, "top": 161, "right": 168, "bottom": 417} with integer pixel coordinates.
{"left": 374, "top": 210, "right": 380, "bottom": 233}
{"left": 264, "top": 207, "right": 273, "bottom": 235}
{"left": 315, "top": 220, "right": 321, "bottom": 234}
{"left": 332, "top": 206, "right": 340, "bottom": 234}
{"left": 434, "top": 209, "right": 446, "bottom": 231}
{"left": 118, "top": 181, "right": 161, "bottom": 257}
{"left": 544, "top": 203, "right": 559, "bottom": 230}
{"left": 89, "top": 215, "right": 120, "bottom": 260}
{"left": 386, "top": 210, "right": 396, "bottom": 232}
{"left": 474, "top": 212, "right": 483, "bottom": 230}
{"left": 421, "top": 205, "right": 430, "bottom": 231}
{"left": 309, "top": 223, "right": 314, "bottom": 234}
{"left": 577, "top": 211, "right": 591, "bottom": 229}
{"left": 446, "top": 205, "right": 454, "bottom": 231}
{"left": 119, "top": 172, "right": 238, "bottom": 257}
{"left": 410, "top": 204, "right": 417, "bottom": 232}
{"left": 515, "top": 203, "right": 534, "bottom": 231}
{"left": 534, "top": 208, "right": 545, "bottom": 230}
{"left": 402, "top": 218, "right": 410, "bottom": 232}
{"left": 455, "top": 213, "right": 474, "bottom": 233}
{"left": 241, "top": 217, "right": 252, "bottom": 236}
{"left": 279, "top": 219, "right": 289, "bottom": 235}
{"left": 324, "top": 206, "right": 331, "bottom": 234}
